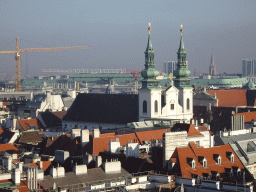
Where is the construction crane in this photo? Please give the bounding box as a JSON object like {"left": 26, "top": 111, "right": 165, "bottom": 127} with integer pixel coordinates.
{"left": 0, "top": 38, "right": 90, "bottom": 92}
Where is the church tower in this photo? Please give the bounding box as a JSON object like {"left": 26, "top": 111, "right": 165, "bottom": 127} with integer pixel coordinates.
{"left": 209, "top": 52, "right": 216, "bottom": 75}
{"left": 173, "top": 25, "right": 193, "bottom": 121}
{"left": 139, "top": 23, "right": 162, "bottom": 121}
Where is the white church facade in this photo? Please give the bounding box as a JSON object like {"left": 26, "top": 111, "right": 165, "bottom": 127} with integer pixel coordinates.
{"left": 139, "top": 24, "right": 193, "bottom": 122}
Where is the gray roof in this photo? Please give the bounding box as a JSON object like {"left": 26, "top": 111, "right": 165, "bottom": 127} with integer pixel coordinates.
{"left": 193, "top": 91, "right": 217, "bottom": 100}
{"left": 40, "top": 168, "right": 130, "bottom": 190}
{"left": 215, "top": 132, "right": 256, "bottom": 146}
{"left": 62, "top": 97, "right": 74, "bottom": 108}
{"left": 215, "top": 132, "right": 256, "bottom": 165}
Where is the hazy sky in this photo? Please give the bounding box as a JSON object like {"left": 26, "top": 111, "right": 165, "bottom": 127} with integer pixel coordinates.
{"left": 0, "top": 0, "right": 256, "bottom": 79}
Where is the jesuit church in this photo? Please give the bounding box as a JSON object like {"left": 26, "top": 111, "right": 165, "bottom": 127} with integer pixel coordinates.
{"left": 139, "top": 24, "right": 193, "bottom": 122}
{"left": 62, "top": 24, "right": 193, "bottom": 132}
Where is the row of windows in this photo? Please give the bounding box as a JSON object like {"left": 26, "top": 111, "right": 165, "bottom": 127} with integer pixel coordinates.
{"left": 143, "top": 99, "right": 190, "bottom": 113}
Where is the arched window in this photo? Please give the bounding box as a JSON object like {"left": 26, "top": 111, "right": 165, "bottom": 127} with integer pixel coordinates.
{"left": 187, "top": 98, "right": 190, "bottom": 110}
{"left": 154, "top": 100, "right": 158, "bottom": 113}
{"left": 143, "top": 100, "right": 147, "bottom": 113}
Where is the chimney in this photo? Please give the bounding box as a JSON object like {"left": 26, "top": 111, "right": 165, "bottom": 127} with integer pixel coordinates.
{"left": 96, "top": 156, "right": 102, "bottom": 168}
{"left": 17, "top": 162, "right": 23, "bottom": 173}
{"left": 3, "top": 156, "right": 13, "bottom": 171}
{"left": 93, "top": 128, "right": 100, "bottom": 138}
{"left": 103, "top": 161, "right": 121, "bottom": 174}
{"left": 83, "top": 154, "right": 93, "bottom": 165}
{"left": 13, "top": 118, "right": 17, "bottom": 129}
{"left": 195, "top": 120, "right": 198, "bottom": 127}
{"left": 12, "top": 168, "right": 21, "bottom": 185}
{"left": 50, "top": 166, "right": 65, "bottom": 178}
{"left": 200, "top": 118, "right": 204, "bottom": 124}
{"left": 73, "top": 164, "right": 87, "bottom": 175}
{"left": 37, "top": 161, "right": 43, "bottom": 169}
{"left": 71, "top": 128, "right": 81, "bottom": 140}
{"left": 50, "top": 167, "right": 57, "bottom": 178}
{"left": 81, "top": 129, "right": 89, "bottom": 148}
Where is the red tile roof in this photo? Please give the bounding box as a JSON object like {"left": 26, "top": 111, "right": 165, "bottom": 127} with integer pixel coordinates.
{"left": 172, "top": 123, "right": 203, "bottom": 137}
{"left": 207, "top": 90, "right": 247, "bottom": 107}
{"left": 92, "top": 133, "right": 138, "bottom": 155}
{"left": 171, "top": 143, "right": 247, "bottom": 181}
{"left": 0, "top": 143, "right": 19, "bottom": 153}
{"left": 135, "top": 129, "right": 170, "bottom": 144}
{"left": 233, "top": 111, "right": 256, "bottom": 123}
{"left": 18, "top": 118, "right": 39, "bottom": 131}
{"left": 52, "top": 111, "right": 67, "bottom": 119}
{"left": 24, "top": 163, "right": 38, "bottom": 167}
{"left": 0, "top": 128, "right": 4, "bottom": 135}
{"left": 42, "top": 161, "right": 52, "bottom": 171}
{"left": 198, "top": 126, "right": 213, "bottom": 135}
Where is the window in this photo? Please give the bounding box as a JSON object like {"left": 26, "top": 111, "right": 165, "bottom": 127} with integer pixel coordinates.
{"left": 143, "top": 100, "right": 147, "bottom": 113}
{"left": 187, "top": 98, "right": 190, "bottom": 110}
{"left": 154, "top": 100, "right": 158, "bottom": 113}
{"left": 170, "top": 104, "right": 174, "bottom": 110}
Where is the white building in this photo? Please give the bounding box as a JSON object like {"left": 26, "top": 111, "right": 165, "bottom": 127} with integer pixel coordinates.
{"left": 139, "top": 24, "right": 193, "bottom": 122}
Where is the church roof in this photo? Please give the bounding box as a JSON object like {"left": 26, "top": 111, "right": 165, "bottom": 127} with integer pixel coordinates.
{"left": 63, "top": 93, "right": 138, "bottom": 124}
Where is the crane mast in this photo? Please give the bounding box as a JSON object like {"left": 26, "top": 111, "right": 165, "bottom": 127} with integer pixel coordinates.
{"left": 0, "top": 38, "right": 89, "bottom": 92}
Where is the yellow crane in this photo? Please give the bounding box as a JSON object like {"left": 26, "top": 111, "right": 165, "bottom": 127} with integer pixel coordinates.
{"left": 0, "top": 38, "right": 90, "bottom": 92}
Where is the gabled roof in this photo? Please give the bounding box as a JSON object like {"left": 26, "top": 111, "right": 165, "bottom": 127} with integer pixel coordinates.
{"left": 17, "top": 118, "right": 39, "bottom": 131}
{"left": 0, "top": 128, "right": 4, "bottom": 135}
{"left": 38, "top": 111, "right": 66, "bottom": 128}
{"left": 42, "top": 161, "right": 52, "bottom": 171}
{"left": 52, "top": 111, "right": 67, "bottom": 119}
{"left": 19, "top": 130, "right": 46, "bottom": 144}
{"left": 172, "top": 123, "right": 203, "bottom": 137}
{"left": 198, "top": 126, "right": 213, "bottom": 135}
{"left": 40, "top": 134, "right": 71, "bottom": 156}
{"left": 171, "top": 143, "right": 253, "bottom": 182}
{"left": 63, "top": 93, "right": 138, "bottom": 124}
{"left": 0, "top": 143, "right": 19, "bottom": 153}
{"left": 233, "top": 111, "right": 256, "bottom": 123}
{"left": 135, "top": 128, "right": 170, "bottom": 144}
{"left": 207, "top": 90, "right": 247, "bottom": 107}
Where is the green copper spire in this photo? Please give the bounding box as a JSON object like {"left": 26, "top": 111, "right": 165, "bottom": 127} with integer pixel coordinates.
{"left": 141, "top": 23, "right": 160, "bottom": 90}
{"left": 173, "top": 24, "right": 191, "bottom": 88}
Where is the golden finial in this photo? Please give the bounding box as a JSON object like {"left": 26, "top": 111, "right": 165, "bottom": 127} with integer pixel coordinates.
{"left": 180, "top": 24, "right": 183, "bottom": 36}
{"left": 148, "top": 22, "right": 151, "bottom": 35}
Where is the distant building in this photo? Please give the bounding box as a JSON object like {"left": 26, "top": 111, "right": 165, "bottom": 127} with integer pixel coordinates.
{"left": 163, "top": 61, "right": 177, "bottom": 75}
{"left": 242, "top": 59, "right": 256, "bottom": 76}
{"left": 209, "top": 52, "right": 216, "bottom": 76}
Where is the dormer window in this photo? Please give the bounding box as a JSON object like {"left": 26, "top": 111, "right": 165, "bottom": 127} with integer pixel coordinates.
{"left": 226, "top": 152, "right": 235, "bottom": 163}
{"left": 216, "top": 172, "right": 220, "bottom": 181}
{"left": 218, "top": 156, "right": 222, "bottom": 165}
{"left": 230, "top": 169, "right": 233, "bottom": 177}
{"left": 237, "top": 168, "right": 241, "bottom": 176}
{"left": 203, "top": 158, "right": 207, "bottom": 168}
{"left": 231, "top": 153, "right": 235, "bottom": 163}
{"left": 192, "top": 159, "right": 196, "bottom": 169}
